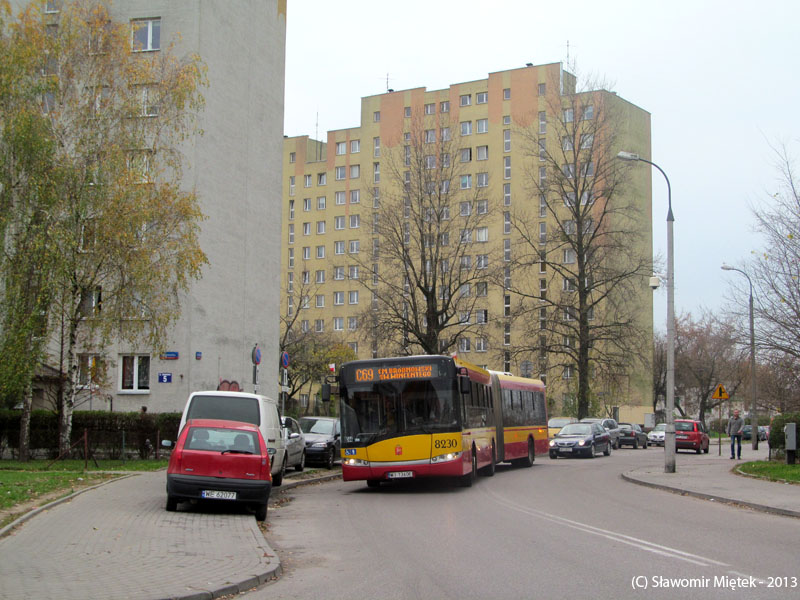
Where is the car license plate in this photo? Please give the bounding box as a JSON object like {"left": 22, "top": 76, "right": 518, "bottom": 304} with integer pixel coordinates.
{"left": 676, "top": 435, "right": 688, "bottom": 440}
{"left": 387, "top": 471, "right": 413, "bottom": 479}
{"left": 559, "top": 447, "right": 573, "bottom": 453}
{"left": 202, "top": 490, "right": 237, "bottom": 500}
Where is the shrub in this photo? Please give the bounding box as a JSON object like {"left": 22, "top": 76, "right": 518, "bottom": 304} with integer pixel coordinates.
{"left": 768, "top": 412, "right": 800, "bottom": 450}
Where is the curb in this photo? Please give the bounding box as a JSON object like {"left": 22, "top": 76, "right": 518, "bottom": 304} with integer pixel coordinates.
{"left": 620, "top": 471, "right": 800, "bottom": 520}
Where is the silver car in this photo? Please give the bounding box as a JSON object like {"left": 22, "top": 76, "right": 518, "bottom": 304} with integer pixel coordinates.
{"left": 281, "top": 416, "right": 306, "bottom": 472}
{"left": 647, "top": 423, "right": 666, "bottom": 446}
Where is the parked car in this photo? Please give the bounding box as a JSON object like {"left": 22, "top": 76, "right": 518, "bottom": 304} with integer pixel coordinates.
{"left": 648, "top": 423, "right": 666, "bottom": 446}
{"left": 178, "top": 390, "right": 287, "bottom": 486}
{"left": 281, "top": 416, "right": 306, "bottom": 472}
{"left": 300, "top": 416, "right": 341, "bottom": 469}
{"left": 618, "top": 422, "right": 648, "bottom": 449}
{"left": 579, "top": 417, "right": 621, "bottom": 449}
{"left": 548, "top": 416, "right": 578, "bottom": 439}
{"left": 164, "top": 419, "right": 271, "bottom": 521}
{"left": 675, "top": 419, "right": 710, "bottom": 454}
{"left": 549, "top": 422, "right": 612, "bottom": 458}
{"left": 742, "top": 425, "right": 768, "bottom": 441}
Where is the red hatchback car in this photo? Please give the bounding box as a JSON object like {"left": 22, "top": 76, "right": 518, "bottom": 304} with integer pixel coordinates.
{"left": 674, "top": 419, "right": 710, "bottom": 454}
{"left": 165, "top": 419, "right": 272, "bottom": 520}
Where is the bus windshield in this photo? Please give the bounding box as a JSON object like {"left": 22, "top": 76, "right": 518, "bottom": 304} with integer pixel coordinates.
{"left": 341, "top": 377, "right": 460, "bottom": 446}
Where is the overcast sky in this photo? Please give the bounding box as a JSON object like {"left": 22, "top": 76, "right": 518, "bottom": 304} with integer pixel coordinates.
{"left": 283, "top": 0, "right": 800, "bottom": 328}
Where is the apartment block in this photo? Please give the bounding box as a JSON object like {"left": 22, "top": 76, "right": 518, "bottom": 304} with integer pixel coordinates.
{"left": 284, "top": 62, "right": 653, "bottom": 413}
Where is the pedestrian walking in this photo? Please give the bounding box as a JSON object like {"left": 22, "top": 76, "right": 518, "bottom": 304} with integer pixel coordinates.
{"left": 727, "top": 409, "right": 744, "bottom": 459}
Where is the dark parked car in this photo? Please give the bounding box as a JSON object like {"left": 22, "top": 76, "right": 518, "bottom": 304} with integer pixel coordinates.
{"left": 300, "top": 416, "right": 340, "bottom": 469}
{"left": 281, "top": 416, "right": 306, "bottom": 471}
{"left": 742, "top": 425, "right": 767, "bottom": 441}
{"left": 579, "top": 417, "right": 621, "bottom": 449}
{"left": 549, "top": 422, "right": 612, "bottom": 458}
{"left": 675, "top": 419, "right": 710, "bottom": 454}
{"left": 618, "top": 423, "right": 648, "bottom": 448}
{"left": 164, "top": 419, "right": 272, "bottom": 521}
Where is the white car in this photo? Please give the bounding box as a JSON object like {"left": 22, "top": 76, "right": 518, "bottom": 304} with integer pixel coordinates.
{"left": 281, "top": 416, "right": 306, "bottom": 472}
{"left": 647, "top": 423, "right": 666, "bottom": 447}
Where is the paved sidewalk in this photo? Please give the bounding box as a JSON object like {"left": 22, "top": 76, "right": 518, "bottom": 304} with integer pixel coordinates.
{"left": 622, "top": 444, "right": 800, "bottom": 519}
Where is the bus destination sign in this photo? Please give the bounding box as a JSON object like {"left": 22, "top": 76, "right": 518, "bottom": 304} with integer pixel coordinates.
{"left": 354, "top": 364, "right": 434, "bottom": 382}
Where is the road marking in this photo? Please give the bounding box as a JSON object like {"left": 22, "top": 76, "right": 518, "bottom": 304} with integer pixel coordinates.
{"left": 485, "top": 488, "right": 730, "bottom": 567}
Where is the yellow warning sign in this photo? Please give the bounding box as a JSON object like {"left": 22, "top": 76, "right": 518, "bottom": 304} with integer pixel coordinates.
{"left": 712, "top": 384, "right": 729, "bottom": 400}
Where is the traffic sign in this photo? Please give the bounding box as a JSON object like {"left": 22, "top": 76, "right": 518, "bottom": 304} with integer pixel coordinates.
{"left": 251, "top": 344, "right": 262, "bottom": 365}
{"left": 281, "top": 351, "right": 290, "bottom": 368}
{"left": 712, "top": 384, "right": 729, "bottom": 400}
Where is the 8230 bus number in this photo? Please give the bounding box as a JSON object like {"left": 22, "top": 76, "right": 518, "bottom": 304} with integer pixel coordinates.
{"left": 434, "top": 439, "right": 458, "bottom": 449}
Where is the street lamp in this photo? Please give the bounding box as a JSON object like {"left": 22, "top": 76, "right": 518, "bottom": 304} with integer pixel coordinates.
{"left": 721, "top": 264, "right": 758, "bottom": 450}
{"left": 617, "top": 151, "right": 676, "bottom": 473}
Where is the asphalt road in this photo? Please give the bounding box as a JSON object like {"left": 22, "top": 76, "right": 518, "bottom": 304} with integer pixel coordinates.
{"left": 254, "top": 447, "right": 800, "bottom": 600}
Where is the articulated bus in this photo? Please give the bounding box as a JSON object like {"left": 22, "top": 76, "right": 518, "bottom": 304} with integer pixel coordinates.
{"left": 336, "top": 355, "right": 547, "bottom": 487}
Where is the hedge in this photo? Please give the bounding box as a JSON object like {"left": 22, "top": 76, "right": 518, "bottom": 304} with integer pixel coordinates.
{"left": 0, "top": 410, "right": 182, "bottom": 459}
{"left": 768, "top": 412, "right": 800, "bottom": 451}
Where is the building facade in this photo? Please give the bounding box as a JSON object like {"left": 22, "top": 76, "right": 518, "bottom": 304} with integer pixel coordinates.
{"left": 282, "top": 63, "right": 653, "bottom": 415}
{"left": 18, "top": 0, "right": 287, "bottom": 412}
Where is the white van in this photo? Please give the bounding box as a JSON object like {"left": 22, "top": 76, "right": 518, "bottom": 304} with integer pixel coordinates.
{"left": 178, "top": 391, "right": 288, "bottom": 486}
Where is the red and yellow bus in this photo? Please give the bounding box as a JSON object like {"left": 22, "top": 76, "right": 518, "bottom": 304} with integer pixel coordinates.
{"left": 337, "top": 355, "right": 547, "bottom": 487}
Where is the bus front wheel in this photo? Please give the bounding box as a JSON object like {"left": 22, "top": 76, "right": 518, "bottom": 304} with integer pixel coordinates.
{"left": 459, "top": 449, "right": 477, "bottom": 487}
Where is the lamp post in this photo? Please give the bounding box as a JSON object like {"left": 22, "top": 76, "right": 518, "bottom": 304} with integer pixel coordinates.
{"left": 617, "top": 151, "right": 676, "bottom": 473}
{"left": 721, "top": 264, "right": 758, "bottom": 450}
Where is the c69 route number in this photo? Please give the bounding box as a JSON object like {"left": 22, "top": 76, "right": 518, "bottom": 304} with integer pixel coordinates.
{"left": 434, "top": 438, "right": 458, "bottom": 450}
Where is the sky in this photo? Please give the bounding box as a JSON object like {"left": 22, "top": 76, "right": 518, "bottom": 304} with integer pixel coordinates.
{"left": 283, "top": 0, "right": 800, "bottom": 329}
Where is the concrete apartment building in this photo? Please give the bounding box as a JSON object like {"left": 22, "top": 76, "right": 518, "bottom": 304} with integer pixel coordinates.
{"left": 19, "top": 0, "right": 287, "bottom": 412}
{"left": 282, "top": 63, "right": 654, "bottom": 415}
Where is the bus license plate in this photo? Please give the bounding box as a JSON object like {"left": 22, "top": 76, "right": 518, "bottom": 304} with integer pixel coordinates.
{"left": 387, "top": 471, "right": 413, "bottom": 479}
{"left": 202, "top": 490, "right": 237, "bottom": 500}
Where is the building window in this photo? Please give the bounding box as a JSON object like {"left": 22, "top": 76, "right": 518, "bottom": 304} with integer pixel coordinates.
{"left": 351, "top": 139, "right": 360, "bottom": 153}
{"left": 314, "top": 269, "right": 325, "bottom": 284}
{"left": 348, "top": 265, "right": 359, "bottom": 280}
{"left": 476, "top": 146, "right": 488, "bottom": 161}
{"left": 504, "top": 129, "right": 511, "bottom": 152}
{"left": 373, "top": 111, "right": 380, "bottom": 122}
{"left": 564, "top": 248, "right": 576, "bottom": 264}
{"left": 476, "top": 92, "right": 488, "bottom": 104}
{"left": 316, "top": 245, "right": 325, "bottom": 258}
{"left": 504, "top": 238, "right": 511, "bottom": 261}
{"left": 373, "top": 162, "right": 380, "bottom": 183}
{"left": 459, "top": 338, "right": 471, "bottom": 352}
{"left": 349, "top": 214, "right": 360, "bottom": 228}
{"left": 304, "top": 174, "right": 312, "bottom": 188}
{"left": 539, "top": 250, "right": 546, "bottom": 273}
{"left": 334, "top": 216, "right": 345, "bottom": 230}
{"left": 349, "top": 240, "right": 360, "bottom": 253}
{"left": 131, "top": 18, "right": 160, "bottom": 52}
{"left": 404, "top": 106, "right": 411, "bottom": 118}
{"left": 288, "top": 224, "right": 294, "bottom": 244}
{"left": 503, "top": 183, "right": 511, "bottom": 206}
{"left": 336, "top": 141, "right": 346, "bottom": 155}
{"left": 288, "top": 248, "right": 294, "bottom": 268}
{"left": 476, "top": 254, "right": 489, "bottom": 269}
{"left": 335, "top": 166, "right": 346, "bottom": 181}
{"left": 316, "top": 221, "right": 325, "bottom": 234}
{"left": 334, "top": 241, "right": 345, "bottom": 254}
{"left": 477, "top": 200, "right": 488, "bottom": 214}
{"left": 289, "top": 177, "right": 296, "bottom": 196}
{"left": 373, "top": 137, "right": 380, "bottom": 157}
{"left": 476, "top": 118, "right": 488, "bottom": 134}
{"left": 333, "top": 317, "right": 344, "bottom": 331}
{"left": 350, "top": 164, "right": 360, "bottom": 178}
{"left": 504, "top": 211, "right": 511, "bottom": 234}
{"left": 476, "top": 282, "right": 488, "bottom": 297}
{"left": 317, "top": 173, "right": 326, "bottom": 185}
{"left": 564, "top": 108, "right": 574, "bottom": 123}
{"left": 349, "top": 290, "right": 359, "bottom": 304}
{"left": 315, "top": 319, "right": 324, "bottom": 332}
{"left": 540, "top": 278, "right": 547, "bottom": 300}
{"left": 460, "top": 201, "right": 472, "bottom": 217}
{"left": 459, "top": 94, "right": 471, "bottom": 106}
{"left": 289, "top": 152, "right": 296, "bottom": 163}
{"left": 539, "top": 138, "right": 547, "bottom": 161}
{"left": 539, "top": 222, "right": 547, "bottom": 244}
{"left": 120, "top": 355, "right": 149, "bottom": 391}
{"left": 317, "top": 196, "right": 326, "bottom": 210}
{"left": 504, "top": 324, "right": 511, "bottom": 346}
{"left": 440, "top": 100, "right": 450, "bottom": 113}
{"left": 503, "top": 88, "right": 511, "bottom": 100}
{"left": 460, "top": 121, "right": 472, "bottom": 136}
{"left": 335, "top": 191, "right": 346, "bottom": 205}
{"left": 539, "top": 166, "right": 546, "bottom": 184}
{"left": 476, "top": 172, "right": 488, "bottom": 187}
{"left": 302, "top": 222, "right": 311, "bottom": 236}
{"left": 504, "top": 156, "right": 511, "bottom": 179}
{"left": 504, "top": 266, "right": 511, "bottom": 290}
{"left": 348, "top": 316, "right": 358, "bottom": 331}
{"left": 538, "top": 111, "right": 546, "bottom": 134}
{"left": 425, "top": 129, "right": 436, "bottom": 143}
{"left": 504, "top": 295, "right": 511, "bottom": 317}
{"left": 476, "top": 227, "right": 488, "bottom": 242}
{"left": 539, "top": 194, "right": 547, "bottom": 217}
{"left": 582, "top": 105, "right": 594, "bottom": 120}
{"left": 503, "top": 115, "right": 511, "bottom": 125}
{"left": 460, "top": 174, "right": 472, "bottom": 189}
{"left": 538, "top": 83, "right": 546, "bottom": 96}
{"left": 460, "top": 148, "right": 472, "bottom": 162}
{"left": 563, "top": 365, "right": 574, "bottom": 380}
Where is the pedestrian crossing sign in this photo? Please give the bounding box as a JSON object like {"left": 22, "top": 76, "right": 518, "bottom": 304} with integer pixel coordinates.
{"left": 712, "top": 384, "right": 729, "bottom": 400}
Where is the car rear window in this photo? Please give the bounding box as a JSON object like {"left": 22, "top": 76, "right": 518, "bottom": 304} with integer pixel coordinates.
{"left": 675, "top": 421, "right": 695, "bottom": 432}
{"left": 186, "top": 427, "right": 259, "bottom": 453}
{"left": 186, "top": 395, "right": 260, "bottom": 425}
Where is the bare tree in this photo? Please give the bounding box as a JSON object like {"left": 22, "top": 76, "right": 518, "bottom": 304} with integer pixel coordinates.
{"left": 745, "top": 142, "right": 800, "bottom": 360}
{"left": 674, "top": 312, "right": 748, "bottom": 424}
{"left": 510, "top": 74, "right": 652, "bottom": 419}
{"left": 756, "top": 352, "right": 800, "bottom": 414}
{"left": 356, "top": 113, "right": 498, "bottom": 356}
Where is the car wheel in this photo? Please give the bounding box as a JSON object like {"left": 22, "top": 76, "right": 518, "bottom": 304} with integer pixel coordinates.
{"left": 254, "top": 503, "right": 267, "bottom": 522}
{"left": 696, "top": 445, "right": 702, "bottom": 454}
{"left": 458, "top": 449, "right": 478, "bottom": 487}
{"left": 273, "top": 457, "right": 286, "bottom": 486}
{"left": 295, "top": 450, "right": 305, "bottom": 472}
{"left": 549, "top": 452, "right": 557, "bottom": 459}
{"left": 643, "top": 440, "right": 648, "bottom": 448}
{"left": 633, "top": 439, "right": 639, "bottom": 449}
{"left": 588, "top": 443, "right": 596, "bottom": 458}
{"left": 603, "top": 441, "right": 611, "bottom": 456}
{"left": 326, "top": 449, "right": 334, "bottom": 470}
{"left": 366, "top": 479, "right": 380, "bottom": 488}
{"left": 166, "top": 496, "right": 177, "bottom": 512}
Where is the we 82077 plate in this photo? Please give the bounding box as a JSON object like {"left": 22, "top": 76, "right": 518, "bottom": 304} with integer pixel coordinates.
{"left": 202, "top": 490, "right": 237, "bottom": 500}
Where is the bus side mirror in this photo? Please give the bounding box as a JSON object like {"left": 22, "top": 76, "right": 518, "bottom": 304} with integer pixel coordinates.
{"left": 459, "top": 376, "right": 470, "bottom": 395}
{"left": 321, "top": 383, "right": 331, "bottom": 403}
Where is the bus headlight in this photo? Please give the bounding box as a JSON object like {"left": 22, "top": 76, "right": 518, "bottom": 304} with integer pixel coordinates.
{"left": 344, "top": 458, "right": 369, "bottom": 467}
{"left": 431, "top": 451, "right": 462, "bottom": 463}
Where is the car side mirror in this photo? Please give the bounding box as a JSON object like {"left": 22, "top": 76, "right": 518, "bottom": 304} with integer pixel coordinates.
{"left": 289, "top": 432, "right": 300, "bottom": 439}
